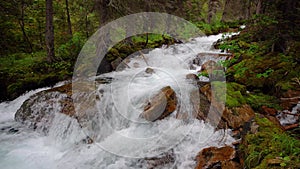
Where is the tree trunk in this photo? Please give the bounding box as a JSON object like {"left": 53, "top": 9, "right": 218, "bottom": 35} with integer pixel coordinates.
{"left": 256, "top": 0, "right": 262, "bottom": 15}
{"left": 65, "top": 0, "right": 72, "bottom": 37}
{"left": 20, "top": 0, "right": 33, "bottom": 53}
{"left": 246, "top": 0, "right": 251, "bottom": 19}
{"left": 100, "top": 0, "right": 109, "bottom": 25}
{"left": 46, "top": 0, "right": 55, "bottom": 62}
{"left": 207, "top": 0, "right": 220, "bottom": 24}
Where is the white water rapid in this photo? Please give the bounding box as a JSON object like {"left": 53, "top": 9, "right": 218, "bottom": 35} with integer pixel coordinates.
{"left": 0, "top": 34, "right": 236, "bottom": 169}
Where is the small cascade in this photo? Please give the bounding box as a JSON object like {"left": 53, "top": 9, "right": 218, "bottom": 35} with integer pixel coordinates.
{"left": 0, "top": 34, "right": 236, "bottom": 169}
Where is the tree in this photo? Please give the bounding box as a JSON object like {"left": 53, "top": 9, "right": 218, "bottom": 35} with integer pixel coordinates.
{"left": 46, "top": 0, "right": 55, "bottom": 62}
{"left": 207, "top": 0, "right": 220, "bottom": 24}
{"left": 65, "top": 0, "right": 72, "bottom": 37}
{"left": 19, "top": 0, "right": 33, "bottom": 53}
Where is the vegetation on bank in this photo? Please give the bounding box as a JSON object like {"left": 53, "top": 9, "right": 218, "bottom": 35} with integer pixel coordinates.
{"left": 243, "top": 116, "right": 300, "bottom": 169}
{"left": 216, "top": 1, "right": 300, "bottom": 168}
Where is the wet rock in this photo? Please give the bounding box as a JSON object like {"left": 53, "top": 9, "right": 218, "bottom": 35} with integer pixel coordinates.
{"left": 176, "top": 88, "right": 203, "bottom": 120}
{"left": 15, "top": 82, "right": 99, "bottom": 134}
{"left": 111, "top": 57, "right": 123, "bottom": 70}
{"left": 199, "top": 60, "right": 225, "bottom": 81}
{"left": 145, "top": 67, "right": 155, "bottom": 74}
{"left": 201, "top": 60, "right": 219, "bottom": 74}
{"left": 195, "top": 146, "right": 237, "bottom": 169}
{"left": 97, "top": 57, "right": 113, "bottom": 75}
{"left": 8, "top": 128, "right": 19, "bottom": 134}
{"left": 15, "top": 89, "right": 66, "bottom": 133}
{"left": 145, "top": 150, "right": 175, "bottom": 169}
{"left": 82, "top": 136, "right": 94, "bottom": 144}
{"left": 192, "top": 53, "right": 232, "bottom": 67}
{"left": 186, "top": 73, "right": 199, "bottom": 81}
{"left": 141, "top": 86, "right": 177, "bottom": 122}
{"left": 95, "top": 77, "right": 114, "bottom": 84}
{"left": 196, "top": 83, "right": 255, "bottom": 130}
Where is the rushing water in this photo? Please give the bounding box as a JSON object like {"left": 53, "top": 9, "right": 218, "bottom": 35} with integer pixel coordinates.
{"left": 0, "top": 34, "right": 236, "bottom": 169}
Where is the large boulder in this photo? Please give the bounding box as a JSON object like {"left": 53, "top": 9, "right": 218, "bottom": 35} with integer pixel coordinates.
{"left": 141, "top": 86, "right": 177, "bottom": 122}
{"left": 222, "top": 105, "right": 255, "bottom": 129}
{"left": 15, "top": 83, "right": 74, "bottom": 133}
{"left": 196, "top": 83, "right": 255, "bottom": 130}
{"left": 195, "top": 146, "right": 240, "bottom": 169}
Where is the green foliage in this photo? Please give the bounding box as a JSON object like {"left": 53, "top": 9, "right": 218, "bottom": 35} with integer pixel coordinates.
{"left": 244, "top": 116, "right": 300, "bottom": 169}
{"left": 245, "top": 93, "right": 281, "bottom": 110}
{"left": 197, "top": 71, "right": 209, "bottom": 78}
{"left": 224, "top": 82, "right": 247, "bottom": 108}
{"left": 106, "top": 33, "right": 176, "bottom": 62}
{"left": 57, "top": 33, "right": 86, "bottom": 61}
{"left": 0, "top": 51, "right": 73, "bottom": 101}
{"left": 256, "top": 68, "right": 274, "bottom": 78}
{"left": 209, "top": 81, "right": 280, "bottom": 109}
{"left": 196, "top": 21, "right": 230, "bottom": 35}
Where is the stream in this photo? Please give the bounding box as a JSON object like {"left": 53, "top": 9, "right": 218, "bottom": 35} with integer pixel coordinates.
{"left": 0, "top": 34, "right": 236, "bottom": 169}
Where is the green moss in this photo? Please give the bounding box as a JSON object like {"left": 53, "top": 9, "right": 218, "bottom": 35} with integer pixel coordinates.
{"left": 225, "top": 82, "right": 247, "bottom": 108}
{"left": 245, "top": 93, "right": 281, "bottom": 110}
{"left": 211, "top": 82, "right": 247, "bottom": 108}
{"left": 243, "top": 116, "right": 300, "bottom": 169}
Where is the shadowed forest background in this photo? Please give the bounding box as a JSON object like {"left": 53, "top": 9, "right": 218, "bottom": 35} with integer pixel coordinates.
{"left": 1, "top": 0, "right": 263, "bottom": 101}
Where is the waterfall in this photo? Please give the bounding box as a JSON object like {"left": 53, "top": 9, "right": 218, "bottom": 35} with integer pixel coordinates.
{"left": 0, "top": 34, "right": 236, "bottom": 169}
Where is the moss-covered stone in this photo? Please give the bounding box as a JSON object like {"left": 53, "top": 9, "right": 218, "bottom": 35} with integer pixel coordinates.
{"left": 242, "top": 116, "right": 300, "bottom": 169}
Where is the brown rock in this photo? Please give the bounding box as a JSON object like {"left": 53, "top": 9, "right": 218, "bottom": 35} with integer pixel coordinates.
{"left": 186, "top": 73, "right": 199, "bottom": 81}
{"left": 264, "top": 115, "right": 285, "bottom": 130}
{"left": 193, "top": 53, "right": 233, "bottom": 66}
{"left": 145, "top": 67, "right": 155, "bottom": 74}
{"left": 198, "top": 83, "right": 255, "bottom": 130}
{"left": 176, "top": 89, "right": 202, "bottom": 120}
{"left": 267, "top": 158, "right": 282, "bottom": 165}
{"left": 222, "top": 105, "right": 255, "bottom": 129}
{"left": 221, "top": 160, "right": 242, "bottom": 169}
{"left": 201, "top": 60, "right": 219, "bottom": 75}
{"left": 111, "top": 57, "right": 123, "bottom": 70}
{"left": 261, "top": 106, "right": 277, "bottom": 116}
{"left": 141, "top": 86, "right": 177, "bottom": 121}
{"left": 195, "top": 146, "right": 236, "bottom": 169}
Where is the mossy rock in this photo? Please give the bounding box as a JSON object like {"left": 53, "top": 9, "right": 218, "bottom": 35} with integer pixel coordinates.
{"left": 242, "top": 115, "right": 300, "bottom": 169}
{"left": 211, "top": 81, "right": 247, "bottom": 108}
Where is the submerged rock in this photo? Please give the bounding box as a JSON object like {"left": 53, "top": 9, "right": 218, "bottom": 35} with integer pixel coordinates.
{"left": 145, "top": 150, "right": 175, "bottom": 169}
{"left": 141, "top": 86, "right": 177, "bottom": 122}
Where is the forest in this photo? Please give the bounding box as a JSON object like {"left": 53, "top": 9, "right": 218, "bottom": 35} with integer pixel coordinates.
{"left": 0, "top": 0, "right": 300, "bottom": 168}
